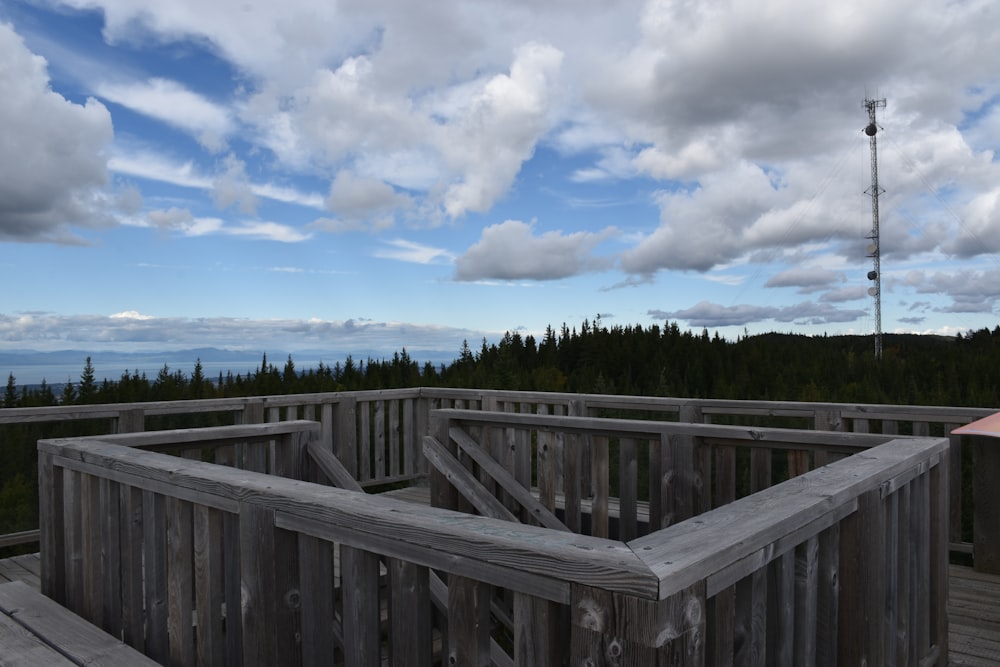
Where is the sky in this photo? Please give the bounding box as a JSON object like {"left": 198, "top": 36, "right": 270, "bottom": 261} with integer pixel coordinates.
{"left": 1, "top": 0, "right": 999, "bottom": 366}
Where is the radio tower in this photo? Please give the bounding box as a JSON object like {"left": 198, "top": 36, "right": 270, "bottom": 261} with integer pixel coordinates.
{"left": 864, "top": 97, "right": 886, "bottom": 360}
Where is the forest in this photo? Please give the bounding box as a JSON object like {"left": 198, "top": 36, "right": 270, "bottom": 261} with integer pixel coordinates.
{"left": 5, "top": 319, "right": 1000, "bottom": 408}
{"left": 2, "top": 320, "right": 1000, "bottom": 550}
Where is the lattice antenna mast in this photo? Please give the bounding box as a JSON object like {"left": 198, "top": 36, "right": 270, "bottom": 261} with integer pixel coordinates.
{"left": 864, "top": 97, "right": 887, "bottom": 360}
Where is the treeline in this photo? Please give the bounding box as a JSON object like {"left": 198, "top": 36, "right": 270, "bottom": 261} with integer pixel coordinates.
{"left": 2, "top": 320, "right": 1000, "bottom": 550}
{"left": 5, "top": 320, "right": 1000, "bottom": 408}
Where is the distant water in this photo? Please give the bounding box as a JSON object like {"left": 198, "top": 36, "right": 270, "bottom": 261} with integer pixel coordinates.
{"left": 4, "top": 359, "right": 308, "bottom": 388}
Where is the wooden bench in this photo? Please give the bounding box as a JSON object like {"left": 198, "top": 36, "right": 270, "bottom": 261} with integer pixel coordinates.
{"left": 0, "top": 581, "right": 158, "bottom": 666}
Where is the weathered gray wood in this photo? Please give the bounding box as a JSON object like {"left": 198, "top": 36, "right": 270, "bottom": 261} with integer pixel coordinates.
{"left": 449, "top": 427, "right": 569, "bottom": 531}
{"left": 793, "top": 536, "right": 819, "bottom": 665}
{"left": 166, "top": 496, "right": 196, "bottom": 666}
{"left": 38, "top": 451, "right": 64, "bottom": 604}
{"left": 767, "top": 548, "right": 794, "bottom": 667}
{"left": 632, "top": 438, "right": 949, "bottom": 599}
{"left": 306, "top": 439, "right": 363, "bottom": 492}
{"left": 0, "top": 609, "right": 77, "bottom": 665}
{"left": 193, "top": 504, "right": 225, "bottom": 667}
{"left": 619, "top": 438, "right": 638, "bottom": 541}
{"left": 564, "top": 432, "right": 583, "bottom": 533}
{"left": 0, "top": 580, "right": 160, "bottom": 666}
{"left": 514, "top": 591, "right": 563, "bottom": 665}
{"left": 119, "top": 484, "right": 144, "bottom": 651}
{"left": 733, "top": 567, "right": 767, "bottom": 666}
{"left": 448, "top": 575, "right": 491, "bottom": 667}
{"left": 142, "top": 489, "right": 168, "bottom": 663}
{"left": 592, "top": 435, "right": 610, "bottom": 537}
{"left": 298, "top": 534, "right": 336, "bottom": 667}
{"left": 373, "top": 399, "right": 386, "bottom": 480}
{"left": 423, "top": 435, "right": 518, "bottom": 522}
{"left": 239, "top": 502, "right": 277, "bottom": 666}
{"left": 815, "top": 524, "right": 839, "bottom": 667}
{"left": 389, "top": 558, "right": 432, "bottom": 666}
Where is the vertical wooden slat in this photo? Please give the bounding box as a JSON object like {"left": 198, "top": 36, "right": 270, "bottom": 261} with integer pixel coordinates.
{"left": 448, "top": 575, "right": 491, "bottom": 667}
{"left": 619, "top": 437, "right": 638, "bottom": 541}
{"left": 38, "top": 452, "right": 65, "bottom": 603}
{"left": 143, "top": 490, "right": 169, "bottom": 663}
{"left": 884, "top": 486, "right": 899, "bottom": 667}
{"left": 929, "top": 453, "right": 950, "bottom": 661}
{"left": 671, "top": 432, "right": 697, "bottom": 525}
{"left": 514, "top": 592, "right": 562, "bottom": 666}
{"left": 946, "top": 427, "right": 963, "bottom": 547}
{"left": 733, "top": 568, "right": 767, "bottom": 667}
{"left": 403, "top": 398, "right": 416, "bottom": 476}
{"left": 240, "top": 502, "right": 276, "bottom": 666}
{"left": 815, "top": 524, "right": 840, "bottom": 667}
{"left": 120, "top": 484, "right": 144, "bottom": 652}
{"left": 374, "top": 400, "right": 386, "bottom": 480}
{"left": 222, "top": 503, "right": 244, "bottom": 664}
{"left": 342, "top": 547, "right": 381, "bottom": 667}
{"left": 793, "top": 536, "right": 819, "bottom": 666}
{"left": 194, "top": 505, "right": 225, "bottom": 667}
{"left": 298, "top": 535, "right": 335, "bottom": 667}
{"left": 767, "top": 549, "right": 794, "bottom": 667}
{"left": 647, "top": 435, "right": 662, "bottom": 532}
{"left": 563, "top": 433, "right": 582, "bottom": 534}
{"left": 897, "top": 482, "right": 913, "bottom": 665}
{"left": 915, "top": 467, "right": 932, "bottom": 661}
{"left": 389, "top": 558, "right": 432, "bottom": 666}
{"left": 100, "top": 478, "right": 122, "bottom": 637}
{"left": 82, "top": 473, "right": 102, "bottom": 623}
{"left": 63, "top": 469, "right": 83, "bottom": 616}
{"left": 167, "top": 497, "right": 196, "bottom": 667}
{"left": 390, "top": 399, "right": 401, "bottom": 478}
{"left": 336, "top": 398, "right": 357, "bottom": 479}
{"left": 273, "top": 527, "right": 302, "bottom": 666}
{"left": 838, "top": 488, "right": 885, "bottom": 667}
{"left": 537, "top": 404, "right": 556, "bottom": 513}
{"left": 591, "top": 435, "right": 610, "bottom": 538}
{"left": 750, "top": 448, "right": 771, "bottom": 493}
{"left": 359, "top": 401, "right": 372, "bottom": 482}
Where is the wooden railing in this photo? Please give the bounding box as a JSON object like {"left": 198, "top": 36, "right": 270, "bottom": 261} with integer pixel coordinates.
{"left": 37, "top": 415, "right": 949, "bottom": 665}
{"left": 2, "top": 388, "right": 993, "bottom": 555}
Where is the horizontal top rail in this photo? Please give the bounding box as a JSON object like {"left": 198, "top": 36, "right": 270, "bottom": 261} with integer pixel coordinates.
{"left": 4, "top": 386, "right": 992, "bottom": 426}
{"left": 432, "top": 408, "right": 902, "bottom": 450}
{"left": 69, "top": 420, "right": 321, "bottom": 449}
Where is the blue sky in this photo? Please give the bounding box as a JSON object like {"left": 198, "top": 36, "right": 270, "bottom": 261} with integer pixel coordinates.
{"left": 1, "top": 0, "right": 999, "bottom": 366}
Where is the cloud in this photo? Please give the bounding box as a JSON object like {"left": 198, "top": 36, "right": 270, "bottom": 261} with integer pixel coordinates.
{"left": 454, "top": 219, "right": 616, "bottom": 281}
{"left": 145, "top": 208, "right": 309, "bottom": 242}
{"left": 97, "top": 78, "right": 233, "bottom": 151}
{"left": 375, "top": 239, "right": 453, "bottom": 265}
{"left": 212, "top": 155, "right": 259, "bottom": 215}
{"left": 108, "top": 147, "right": 325, "bottom": 209}
{"left": 764, "top": 267, "right": 844, "bottom": 292}
{"left": 900, "top": 268, "right": 1000, "bottom": 314}
{"left": 0, "top": 22, "right": 114, "bottom": 243}
{"left": 652, "top": 300, "right": 868, "bottom": 328}
{"left": 0, "top": 311, "right": 490, "bottom": 357}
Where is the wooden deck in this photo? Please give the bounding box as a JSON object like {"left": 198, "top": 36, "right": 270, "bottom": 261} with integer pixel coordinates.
{"left": 1, "top": 554, "right": 997, "bottom": 665}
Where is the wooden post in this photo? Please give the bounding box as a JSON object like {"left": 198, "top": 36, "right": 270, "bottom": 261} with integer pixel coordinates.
{"left": 973, "top": 435, "right": 1000, "bottom": 572}
{"left": 38, "top": 451, "right": 65, "bottom": 604}
{"left": 571, "top": 584, "right": 706, "bottom": 665}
